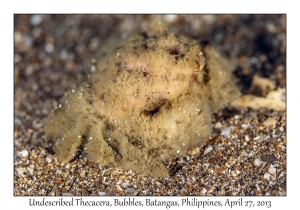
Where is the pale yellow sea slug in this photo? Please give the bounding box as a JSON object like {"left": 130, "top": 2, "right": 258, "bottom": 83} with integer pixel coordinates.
{"left": 45, "top": 22, "right": 240, "bottom": 177}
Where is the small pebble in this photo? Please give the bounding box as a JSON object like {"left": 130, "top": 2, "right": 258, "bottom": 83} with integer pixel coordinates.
{"left": 156, "top": 181, "right": 162, "bottom": 186}
{"left": 116, "top": 185, "right": 123, "bottom": 191}
{"left": 254, "top": 136, "right": 261, "bottom": 141}
{"left": 254, "top": 158, "right": 262, "bottom": 166}
{"left": 241, "top": 151, "right": 249, "bottom": 157}
{"left": 263, "top": 117, "right": 276, "bottom": 127}
{"left": 261, "top": 154, "right": 277, "bottom": 163}
{"left": 22, "top": 35, "right": 33, "bottom": 48}
{"left": 45, "top": 43, "right": 54, "bottom": 53}
{"left": 30, "top": 15, "right": 43, "bottom": 26}
{"left": 62, "top": 193, "right": 74, "bottom": 196}
{"left": 241, "top": 124, "right": 248, "bottom": 129}
{"left": 266, "top": 22, "right": 277, "bottom": 33}
{"left": 164, "top": 14, "right": 178, "bottom": 22}
{"left": 124, "top": 188, "right": 135, "bottom": 195}
{"left": 45, "top": 157, "right": 52, "bottom": 163}
{"left": 27, "top": 167, "right": 34, "bottom": 175}
{"left": 25, "top": 66, "right": 34, "bottom": 76}
{"left": 222, "top": 127, "right": 231, "bottom": 137}
{"left": 60, "top": 50, "right": 68, "bottom": 60}
{"left": 204, "top": 145, "right": 213, "bottom": 155}
{"left": 14, "top": 54, "right": 22, "bottom": 63}
{"left": 268, "top": 165, "right": 276, "bottom": 175}
{"left": 214, "top": 122, "right": 222, "bottom": 129}
{"left": 16, "top": 167, "right": 27, "bottom": 177}
{"left": 185, "top": 155, "right": 190, "bottom": 161}
{"left": 90, "top": 65, "right": 96, "bottom": 72}
{"left": 89, "top": 38, "right": 100, "bottom": 51}
{"left": 18, "top": 149, "right": 28, "bottom": 157}
{"left": 264, "top": 173, "right": 271, "bottom": 180}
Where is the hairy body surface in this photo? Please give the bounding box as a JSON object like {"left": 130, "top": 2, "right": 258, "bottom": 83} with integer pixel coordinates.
{"left": 45, "top": 23, "right": 240, "bottom": 177}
